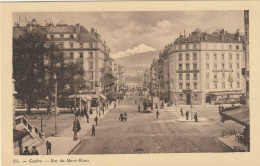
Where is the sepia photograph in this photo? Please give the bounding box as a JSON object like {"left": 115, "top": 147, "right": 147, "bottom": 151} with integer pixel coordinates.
{"left": 11, "top": 10, "right": 250, "bottom": 155}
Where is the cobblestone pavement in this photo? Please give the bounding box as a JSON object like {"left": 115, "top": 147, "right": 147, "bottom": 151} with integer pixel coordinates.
{"left": 73, "top": 94, "right": 243, "bottom": 154}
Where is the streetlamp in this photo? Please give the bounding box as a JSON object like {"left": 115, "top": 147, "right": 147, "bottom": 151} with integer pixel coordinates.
{"left": 79, "top": 86, "right": 82, "bottom": 114}
{"left": 190, "top": 92, "right": 193, "bottom": 120}
{"left": 54, "top": 73, "right": 58, "bottom": 135}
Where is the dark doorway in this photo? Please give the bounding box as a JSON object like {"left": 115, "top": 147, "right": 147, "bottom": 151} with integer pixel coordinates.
{"left": 186, "top": 94, "right": 191, "bottom": 105}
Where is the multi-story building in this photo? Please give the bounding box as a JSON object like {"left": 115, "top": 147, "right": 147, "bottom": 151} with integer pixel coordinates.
{"left": 169, "top": 29, "right": 245, "bottom": 105}
{"left": 13, "top": 19, "right": 112, "bottom": 98}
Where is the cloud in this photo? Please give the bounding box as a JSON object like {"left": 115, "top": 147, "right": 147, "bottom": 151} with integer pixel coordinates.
{"left": 111, "top": 43, "right": 156, "bottom": 59}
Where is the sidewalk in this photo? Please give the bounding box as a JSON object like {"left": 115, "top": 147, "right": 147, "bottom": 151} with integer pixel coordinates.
{"left": 217, "top": 135, "right": 248, "bottom": 152}
{"left": 36, "top": 105, "right": 113, "bottom": 155}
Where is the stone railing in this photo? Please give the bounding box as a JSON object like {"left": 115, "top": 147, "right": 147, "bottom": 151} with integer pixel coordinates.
{"left": 15, "top": 116, "right": 45, "bottom": 142}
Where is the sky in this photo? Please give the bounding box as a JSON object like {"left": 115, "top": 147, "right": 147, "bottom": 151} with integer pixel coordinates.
{"left": 13, "top": 11, "right": 244, "bottom": 59}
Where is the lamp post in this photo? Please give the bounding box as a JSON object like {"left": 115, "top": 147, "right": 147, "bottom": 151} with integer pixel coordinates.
{"left": 54, "top": 74, "right": 57, "bottom": 135}
{"left": 190, "top": 92, "right": 193, "bottom": 120}
{"left": 43, "top": 96, "right": 49, "bottom": 133}
{"left": 175, "top": 91, "right": 178, "bottom": 112}
{"left": 79, "top": 86, "right": 82, "bottom": 114}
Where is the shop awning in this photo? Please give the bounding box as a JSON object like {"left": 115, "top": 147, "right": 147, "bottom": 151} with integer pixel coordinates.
{"left": 90, "top": 94, "right": 99, "bottom": 99}
{"left": 219, "top": 107, "right": 249, "bottom": 127}
{"left": 99, "top": 94, "right": 107, "bottom": 100}
{"left": 13, "top": 129, "right": 29, "bottom": 142}
{"left": 209, "top": 91, "right": 245, "bottom": 96}
{"left": 67, "top": 94, "right": 92, "bottom": 101}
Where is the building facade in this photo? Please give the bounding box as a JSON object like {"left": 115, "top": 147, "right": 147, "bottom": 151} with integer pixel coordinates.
{"left": 13, "top": 19, "right": 113, "bottom": 97}
{"left": 169, "top": 29, "right": 245, "bottom": 105}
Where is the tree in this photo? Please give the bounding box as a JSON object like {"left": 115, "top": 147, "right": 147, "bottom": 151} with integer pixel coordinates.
{"left": 13, "top": 29, "right": 87, "bottom": 113}
{"left": 13, "top": 29, "right": 47, "bottom": 112}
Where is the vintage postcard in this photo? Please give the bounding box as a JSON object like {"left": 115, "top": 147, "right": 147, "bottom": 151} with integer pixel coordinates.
{"left": 1, "top": 1, "right": 260, "bottom": 166}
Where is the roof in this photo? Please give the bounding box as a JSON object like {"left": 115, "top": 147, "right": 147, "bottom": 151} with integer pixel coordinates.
{"left": 78, "top": 32, "right": 98, "bottom": 42}
{"left": 13, "top": 129, "right": 29, "bottom": 142}
{"left": 174, "top": 29, "right": 244, "bottom": 44}
{"left": 220, "top": 106, "right": 249, "bottom": 126}
{"left": 47, "top": 25, "right": 76, "bottom": 34}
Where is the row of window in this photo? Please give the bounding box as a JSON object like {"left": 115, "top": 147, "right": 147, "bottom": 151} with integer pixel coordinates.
{"left": 205, "top": 63, "right": 240, "bottom": 70}
{"left": 178, "top": 54, "right": 197, "bottom": 61}
{"left": 178, "top": 73, "right": 198, "bottom": 80}
{"left": 175, "top": 44, "right": 241, "bottom": 52}
{"left": 205, "top": 53, "right": 240, "bottom": 61}
{"left": 206, "top": 73, "right": 240, "bottom": 80}
{"left": 204, "top": 44, "right": 240, "bottom": 50}
{"left": 69, "top": 52, "right": 94, "bottom": 59}
{"left": 179, "top": 94, "right": 198, "bottom": 101}
{"left": 61, "top": 42, "right": 94, "bottom": 49}
{"left": 50, "top": 34, "right": 75, "bottom": 39}
{"left": 178, "top": 63, "right": 198, "bottom": 70}
{"left": 179, "top": 83, "right": 198, "bottom": 89}
{"left": 178, "top": 81, "right": 241, "bottom": 90}
{"left": 205, "top": 82, "right": 240, "bottom": 89}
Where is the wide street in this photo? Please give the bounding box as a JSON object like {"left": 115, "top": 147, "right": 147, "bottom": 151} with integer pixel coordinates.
{"left": 73, "top": 93, "right": 243, "bottom": 154}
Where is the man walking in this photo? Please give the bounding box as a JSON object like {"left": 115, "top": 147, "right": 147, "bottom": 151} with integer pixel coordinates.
{"left": 194, "top": 113, "right": 198, "bottom": 122}
{"left": 156, "top": 110, "right": 160, "bottom": 120}
{"left": 94, "top": 116, "right": 98, "bottom": 126}
{"left": 46, "top": 140, "right": 52, "bottom": 155}
{"left": 180, "top": 108, "right": 184, "bottom": 116}
{"left": 91, "top": 125, "right": 95, "bottom": 137}
{"left": 86, "top": 112, "right": 89, "bottom": 123}
{"left": 138, "top": 105, "right": 141, "bottom": 112}
{"left": 185, "top": 111, "right": 189, "bottom": 120}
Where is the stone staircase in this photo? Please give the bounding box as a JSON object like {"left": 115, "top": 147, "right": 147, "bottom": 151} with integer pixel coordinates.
{"left": 14, "top": 116, "right": 45, "bottom": 155}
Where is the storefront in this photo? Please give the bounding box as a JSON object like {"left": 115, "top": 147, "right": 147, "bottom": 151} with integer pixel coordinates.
{"left": 207, "top": 91, "right": 245, "bottom": 104}
{"left": 219, "top": 106, "right": 250, "bottom": 150}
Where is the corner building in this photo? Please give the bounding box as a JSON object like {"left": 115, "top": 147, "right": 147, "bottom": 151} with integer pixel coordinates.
{"left": 169, "top": 29, "right": 245, "bottom": 105}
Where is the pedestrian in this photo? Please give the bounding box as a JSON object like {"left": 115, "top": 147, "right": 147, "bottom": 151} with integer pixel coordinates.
{"left": 46, "top": 140, "right": 52, "bottom": 155}
{"left": 91, "top": 125, "right": 95, "bottom": 137}
{"left": 155, "top": 103, "right": 158, "bottom": 109}
{"left": 138, "top": 105, "right": 141, "bottom": 112}
{"left": 90, "top": 107, "right": 93, "bottom": 114}
{"left": 23, "top": 146, "right": 30, "bottom": 155}
{"left": 77, "top": 119, "right": 81, "bottom": 132}
{"left": 76, "top": 109, "right": 80, "bottom": 118}
{"left": 102, "top": 106, "right": 104, "bottom": 115}
{"left": 94, "top": 116, "right": 98, "bottom": 126}
{"left": 194, "top": 113, "right": 198, "bottom": 122}
{"left": 124, "top": 112, "right": 127, "bottom": 121}
{"left": 180, "top": 108, "right": 184, "bottom": 116}
{"left": 185, "top": 111, "right": 189, "bottom": 120}
{"left": 106, "top": 103, "right": 108, "bottom": 109}
{"left": 31, "top": 146, "right": 39, "bottom": 155}
{"left": 156, "top": 110, "right": 160, "bottom": 119}
{"left": 120, "top": 113, "right": 123, "bottom": 122}
{"left": 114, "top": 102, "right": 116, "bottom": 109}
{"left": 86, "top": 112, "right": 89, "bottom": 123}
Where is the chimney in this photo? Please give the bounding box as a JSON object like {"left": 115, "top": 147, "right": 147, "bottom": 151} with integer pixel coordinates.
{"left": 220, "top": 29, "right": 225, "bottom": 41}
{"left": 91, "top": 27, "right": 95, "bottom": 35}
{"left": 204, "top": 33, "right": 208, "bottom": 40}
{"left": 236, "top": 29, "right": 241, "bottom": 41}
{"left": 76, "top": 24, "right": 80, "bottom": 33}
